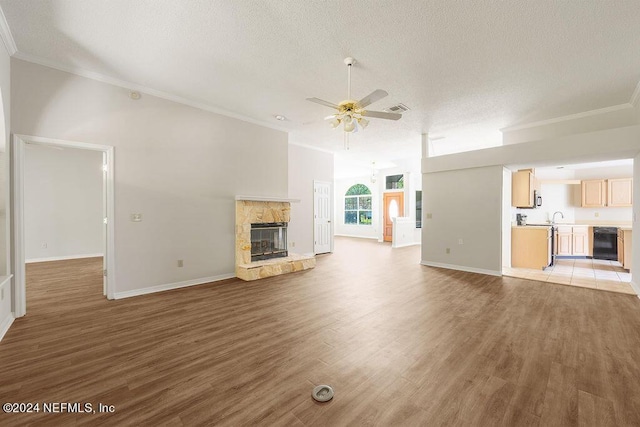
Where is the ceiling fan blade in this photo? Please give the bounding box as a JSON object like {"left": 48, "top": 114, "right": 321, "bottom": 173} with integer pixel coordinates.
{"left": 306, "top": 97, "right": 339, "bottom": 109}
{"left": 358, "top": 89, "right": 388, "bottom": 108}
{"left": 362, "top": 110, "right": 402, "bottom": 120}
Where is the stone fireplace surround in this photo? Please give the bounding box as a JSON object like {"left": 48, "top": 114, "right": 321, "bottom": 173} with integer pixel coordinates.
{"left": 235, "top": 196, "right": 315, "bottom": 281}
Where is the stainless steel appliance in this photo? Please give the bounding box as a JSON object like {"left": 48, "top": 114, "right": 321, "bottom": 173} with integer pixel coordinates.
{"left": 593, "top": 227, "right": 618, "bottom": 261}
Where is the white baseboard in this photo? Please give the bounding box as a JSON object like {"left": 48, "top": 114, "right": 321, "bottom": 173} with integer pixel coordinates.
{"left": 334, "top": 234, "right": 378, "bottom": 240}
{"left": 630, "top": 280, "right": 640, "bottom": 298}
{"left": 26, "top": 253, "right": 104, "bottom": 263}
{"left": 113, "top": 273, "right": 236, "bottom": 300}
{"left": 420, "top": 261, "right": 502, "bottom": 277}
{"left": 392, "top": 242, "right": 421, "bottom": 249}
{"left": 0, "top": 312, "right": 15, "bottom": 342}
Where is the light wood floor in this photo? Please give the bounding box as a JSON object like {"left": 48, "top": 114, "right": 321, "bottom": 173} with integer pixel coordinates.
{"left": 1, "top": 238, "right": 640, "bottom": 426}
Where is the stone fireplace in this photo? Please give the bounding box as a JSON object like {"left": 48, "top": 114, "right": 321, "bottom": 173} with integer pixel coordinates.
{"left": 235, "top": 197, "right": 315, "bottom": 281}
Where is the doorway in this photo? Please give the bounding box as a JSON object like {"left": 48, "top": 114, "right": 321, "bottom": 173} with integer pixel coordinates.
{"left": 12, "top": 135, "right": 115, "bottom": 317}
{"left": 313, "top": 180, "right": 332, "bottom": 254}
{"left": 383, "top": 192, "right": 404, "bottom": 242}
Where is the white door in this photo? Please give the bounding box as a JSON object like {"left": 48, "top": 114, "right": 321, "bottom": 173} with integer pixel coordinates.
{"left": 314, "top": 181, "right": 332, "bottom": 254}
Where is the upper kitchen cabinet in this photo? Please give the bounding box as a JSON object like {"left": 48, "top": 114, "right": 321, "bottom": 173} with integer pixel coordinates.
{"left": 581, "top": 179, "right": 606, "bottom": 207}
{"left": 608, "top": 178, "right": 633, "bottom": 207}
{"left": 512, "top": 169, "right": 539, "bottom": 208}
{"left": 581, "top": 177, "right": 632, "bottom": 207}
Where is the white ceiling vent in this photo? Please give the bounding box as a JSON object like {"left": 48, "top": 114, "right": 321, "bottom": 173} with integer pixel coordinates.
{"left": 384, "top": 103, "right": 410, "bottom": 113}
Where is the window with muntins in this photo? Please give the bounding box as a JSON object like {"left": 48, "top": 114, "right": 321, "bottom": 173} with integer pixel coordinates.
{"left": 344, "top": 184, "right": 372, "bottom": 225}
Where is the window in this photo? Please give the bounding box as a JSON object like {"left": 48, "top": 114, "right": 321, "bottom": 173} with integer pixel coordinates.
{"left": 416, "top": 190, "right": 422, "bottom": 228}
{"left": 345, "top": 184, "right": 372, "bottom": 225}
{"left": 385, "top": 174, "right": 404, "bottom": 190}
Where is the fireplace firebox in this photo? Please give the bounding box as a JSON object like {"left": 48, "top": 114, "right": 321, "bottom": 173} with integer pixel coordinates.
{"left": 250, "top": 222, "right": 288, "bottom": 261}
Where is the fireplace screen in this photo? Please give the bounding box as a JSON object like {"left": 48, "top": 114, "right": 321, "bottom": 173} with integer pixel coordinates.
{"left": 250, "top": 222, "right": 288, "bottom": 261}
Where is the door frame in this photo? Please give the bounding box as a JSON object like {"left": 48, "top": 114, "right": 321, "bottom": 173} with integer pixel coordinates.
{"left": 11, "top": 134, "right": 116, "bottom": 317}
{"left": 313, "top": 180, "right": 333, "bottom": 254}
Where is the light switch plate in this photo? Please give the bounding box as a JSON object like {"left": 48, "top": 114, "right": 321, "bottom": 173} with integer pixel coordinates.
{"left": 131, "top": 213, "right": 143, "bottom": 222}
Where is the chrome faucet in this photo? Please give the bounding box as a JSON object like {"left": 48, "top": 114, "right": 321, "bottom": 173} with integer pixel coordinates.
{"left": 552, "top": 211, "right": 564, "bottom": 224}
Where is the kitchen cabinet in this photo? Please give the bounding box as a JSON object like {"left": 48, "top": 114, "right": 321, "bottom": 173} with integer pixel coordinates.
{"left": 581, "top": 177, "right": 632, "bottom": 207}
{"left": 581, "top": 180, "right": 606, "bottom": 207}
{"left": 554, "top": 226, "right": 589, "bottom": 256}
{"left": 512, "top": 170, "right": 539, "bottom": 208}
{"left": 608, "top": 178, "right": 633, "bottom": 207}
{"left": 618, "top": 229, "right": 632, "bottom": 270}
{"left": 572, "top": 226, "right": 589, "bottom": 256}
{"left": 512, "top": 226, "right": 551, "bottom": 269}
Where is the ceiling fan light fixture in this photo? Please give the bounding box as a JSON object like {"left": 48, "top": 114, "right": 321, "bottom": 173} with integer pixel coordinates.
{"left": 358, "top": 117, "right": 369, "bottom": 128}
{"left": 343, "top": 120, "right": 356, "bottom": 132}
{"left": 329, "top": 118, "right": 341, "bottom": 128}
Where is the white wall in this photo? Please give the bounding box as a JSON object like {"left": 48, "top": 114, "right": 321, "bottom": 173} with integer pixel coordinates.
{"left": 502, "top": 168, "right": 512, "bottom": 267}
{"left": 287, "top": 143, "right": 334, "bottom": 255}
{"left": 632, "top": 154, "right": 640, "bottom": 295}
{"left": 11, "top": 59, "right": 288, "bottom": 295}
{"left": 422, "top": 165, "right": 503, "bottom": 275}
{"left": 334, "top": 175, "right": 379, "bottom": 239}
{"left": 24, "top": 145, "right": 103, "bottom": 261}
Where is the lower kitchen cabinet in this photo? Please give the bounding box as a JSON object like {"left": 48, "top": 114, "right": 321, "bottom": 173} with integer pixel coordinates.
{"left": 512, "top": 226, "right": 551, "bottom": 269}
{"left": 555, "top": 226, "right": 589, "bottom": 257}
{"left": 618, "top": 229, "right": 632, "bottom": 270}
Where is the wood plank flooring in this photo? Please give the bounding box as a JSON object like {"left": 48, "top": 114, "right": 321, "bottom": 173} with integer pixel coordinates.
{"left": 1, "top": 237, "right": 640, "bottom": 426}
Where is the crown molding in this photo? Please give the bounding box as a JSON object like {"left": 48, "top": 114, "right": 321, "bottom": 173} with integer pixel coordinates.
{"left": 500, "top": 103, "right": 634, "bottom": 133}
{"left": 0, "top": 6, "right": 16, "bottom": 55}
{"left": 630, "top": 80, "right": 640, "bottom": 107}
{"left": 12, "top": 51, "right": 290, "bottom": 133}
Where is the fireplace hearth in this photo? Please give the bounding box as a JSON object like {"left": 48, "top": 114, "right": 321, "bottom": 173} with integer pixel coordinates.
{"left": 250, "top": 222, "right": 288, "bottom": 261}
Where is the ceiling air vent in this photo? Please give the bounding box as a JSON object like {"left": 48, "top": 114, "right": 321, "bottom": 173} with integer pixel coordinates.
{"left": 384, "top": 103, "right": 410, "bottom": 113}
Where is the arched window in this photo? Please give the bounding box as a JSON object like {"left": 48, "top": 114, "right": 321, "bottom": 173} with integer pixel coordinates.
{"left": 344, "top": 184, "right": 372, "bottom": 225}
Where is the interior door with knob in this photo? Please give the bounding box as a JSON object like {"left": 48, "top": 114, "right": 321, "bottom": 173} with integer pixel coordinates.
{"left": 314, "top": 181, "right": 332, "bottom": 254}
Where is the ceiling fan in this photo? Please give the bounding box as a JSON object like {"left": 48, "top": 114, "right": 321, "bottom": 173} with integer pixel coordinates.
{"left": 306, "top": 57, "right": 402, "bottom": 149}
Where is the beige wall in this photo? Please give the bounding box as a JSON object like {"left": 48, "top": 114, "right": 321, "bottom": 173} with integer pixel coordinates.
{"left": 0, "top": 40, "right": 10, "bottom": 334}
{"left": 11, "top": 59, "right": 288, "bottom": 295}
{"left": 287, "top": 144, "right": 334, "bottom": 255}
{"left": 421, "top": 165, "right": 504, "bottom": 274}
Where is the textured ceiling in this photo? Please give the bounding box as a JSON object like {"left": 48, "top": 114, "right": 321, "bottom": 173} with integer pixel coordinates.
{"left": 2, "top": 0, "right": 640, "bottom": 167}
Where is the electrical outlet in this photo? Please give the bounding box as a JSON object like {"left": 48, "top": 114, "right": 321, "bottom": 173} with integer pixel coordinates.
{"left": 426, "top": 213, "right": 433, "bottom": 219}
{"left": 446, "top": 248, "right": 450, "bottom": 254}
{"left": 41, "top": 243, "right": 47, "bottom": 249}
{"left": 291, "top": 241, "right": 295, "bottom": 247}
{"left": 131, "top": 213, "right": 143, "bottom": 222}
{"left": 594, "top": 212, "right": 600, "bottom": 218}
{"left": 458, "top": 239, "right": 463, "bottom": 245}
{"left": 177, "top": 260, "right": 184, "bottom": 268}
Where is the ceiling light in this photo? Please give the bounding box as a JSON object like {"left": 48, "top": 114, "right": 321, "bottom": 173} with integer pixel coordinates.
{"left": 358, "top": 117, "right": 369, "bottom": 129}
{"left": 129, "top": 91, "right": 141, "bottom": 100}
{"left": 343, "top": 120, "right": 356, "bottom": 133}
{"left": 329, "top": 118, "right": 341, "bottom": 128}
{"left": 274, "top": 115, "right": 287, "bottom": 121}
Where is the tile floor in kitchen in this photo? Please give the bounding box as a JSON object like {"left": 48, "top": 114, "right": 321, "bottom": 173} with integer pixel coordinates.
{"left": 503, "top": 258, "right": 635, "bottom": 295}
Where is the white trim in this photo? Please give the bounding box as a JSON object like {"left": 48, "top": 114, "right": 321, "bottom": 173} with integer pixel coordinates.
{"left": 0, "top": 6, "right": 16, "bottom": 56}
{"left": 0, "top": 311, "right": 14, "bottom": 342}
{"left": 113, "top": 273, "right": 235, "bottom": 300}
{"left": 630, "top": 280, "right": 640, "bottom": 297}
{"left": 630, "top": 80, "right": 640, "bottom": 107}
{"left": 235, "top": 195, "right": 300, "bottom": 203}
{"left": 500, "top": 103, "right": 633, "bottom": 133}
{"left": 334, "top": 234, "right": 378, "bottom": 240}
{"left": 13, "top": 51, "right": 289, "bottom": 134}
{"left": 0, "top": 274, "right": 11, "bottom": 288}
{"left": 420, "top": 261, "right": 502, "bottom": 277}
{"left": 26, "top": 254, "right": 104, "bottom": 264}
{"left": 12, "top": 135, "right": 116, "bottom": 317}
{"left": 392, "top": 242, "right": 421, "bottom": 249}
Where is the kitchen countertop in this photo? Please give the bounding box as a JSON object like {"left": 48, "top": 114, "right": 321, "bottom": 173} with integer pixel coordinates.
{"left": 513, "top": 223, "right": 632, "bottom": 231}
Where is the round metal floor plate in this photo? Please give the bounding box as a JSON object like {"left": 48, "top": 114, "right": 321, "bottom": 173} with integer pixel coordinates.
{"left": 312, "top": 385, "right": 334, "bottom": 402}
